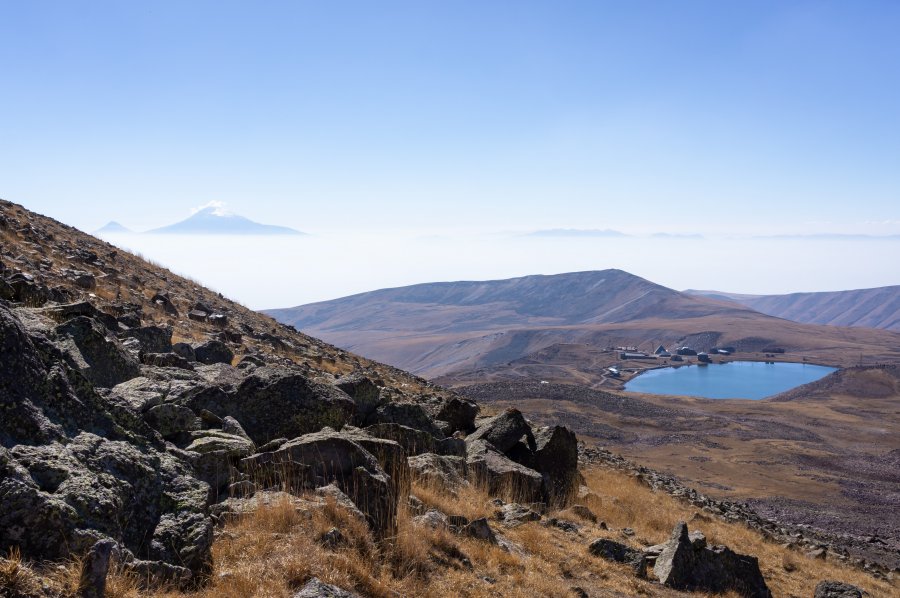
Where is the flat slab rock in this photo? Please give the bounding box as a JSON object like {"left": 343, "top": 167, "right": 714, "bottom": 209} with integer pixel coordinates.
{"left": 293, "top": 577, "right": 361, "bottom": 598}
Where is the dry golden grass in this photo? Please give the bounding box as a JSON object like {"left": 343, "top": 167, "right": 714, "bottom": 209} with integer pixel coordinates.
{"left": 12, "top": 467, "right": 871, "bottom": 597}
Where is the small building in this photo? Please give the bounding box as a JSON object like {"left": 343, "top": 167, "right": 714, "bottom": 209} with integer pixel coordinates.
{"left": 676, "top": 347, "right": 698, "bottom": 356}
{"left": 654, "top": 345, "right": 667, "bottom": 355}
{"left": 607, "top": 367, "right": 620, "bottom": 378}
{"left": 671, "top": 355, "right": 684, "bottom": 362}
{"left": 697, "top": 352, "right": 712, "bottom": 363}
{"left": 619, "top": 351, "right": 655, "bottom": 360}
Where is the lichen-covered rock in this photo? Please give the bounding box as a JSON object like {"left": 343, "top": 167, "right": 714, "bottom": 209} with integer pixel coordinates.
{"left": 532, "top": 425, "right": 578, "bottom": 505}
{"left": 364, "top": 422, "right": 436, "bottom": 455}
{"left": 294, "top": 577, "right": 361, "bottom": 598}
{"left": 466, "top": 408, "right": 535, "bottom": 454}
{"left": 466, "top": 440, "right": 543, "bottom": 503}
{"left": 814, "top": 581, "right": 864, "bottom": 598}
{"left": 372, "top": 402, "right": 442, "bottom": 436}
{"left": 432, "top": 396, "right": 479, "bottom": 434}
{"left": 241, "top": 429, "right": 397, "bottom": 537}
{"left": 193, "top": 339, "right": 233, "bottom": 365}
{"left": 654, "top": 522, "right": 771, "bottom": 598}
{"left": 143, "top": 403, "right": 199, "bottom": 439}
{"left": 335, "top": 373, "right": 385, "bottom": 425}
{"left": 120, "top": 325, "right": 172, "bottom": 354}
{"left": 588, "top": 538, "right": 646, "bottom": 577}
{"left": 408, "top": 453, "right": 468, "bottom": 491}
{"left": 189, "top": 366, "right": 355, "bottom": 444}
{"left": 0, "top": 304, "right": 213, "bottom": 578}
{"left": 55, "top": 316, "right": 140, "bottom": 388}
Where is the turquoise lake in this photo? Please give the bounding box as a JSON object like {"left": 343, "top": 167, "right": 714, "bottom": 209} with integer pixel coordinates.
{"left": 623, "top": 361, "right": 838, "bottom": 400}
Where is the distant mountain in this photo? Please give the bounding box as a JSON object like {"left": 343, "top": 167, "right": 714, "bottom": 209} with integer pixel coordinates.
{"left": 95, "top": 221, "right": 132, "bottom": 234}
{"left": 526, "top": 228, "right": 627, "bottom": 238}
{"left": 266, "top": 270, "right": 765, "bottom": 376}
{"left": 147, "top": 206, "right": 304, "bottom": 235}
{"left": 686, "top": 286, "right": 900, "bottom": 332}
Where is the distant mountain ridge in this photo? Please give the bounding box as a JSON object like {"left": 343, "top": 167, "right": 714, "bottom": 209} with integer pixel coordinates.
{"left": 686, "top": 286, "right": 900, "bottom": 332}
{"left": 146, "top": 206, "right": 304, "bottom": 235}
{"left": 265, "top": 270, "right": 764, "bottom": 376}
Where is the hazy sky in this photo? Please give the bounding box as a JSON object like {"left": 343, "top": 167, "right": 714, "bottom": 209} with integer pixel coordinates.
{"left": 2, "top": 1, "right": 899, "bottom": 305}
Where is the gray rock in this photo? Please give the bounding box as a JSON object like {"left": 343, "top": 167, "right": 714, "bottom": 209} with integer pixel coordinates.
{"left": 141, "top": 352, "right": 194, "bottom": 370}
{"left": 497, "top": 503, "right": 542, "bottom": 528}
{"left": 364, "top": 422, "right": 435, "bottom": 456}
{"left": 654, "top": 522, "right": 771, "bottom": 598}
{"left": 588, "top": 538, "right": 646, "bottom": 577}
{"left": 465, "top": 517, "right": 497, "bottom": 543}
{"left": 814, "top": 580, "right": 864, "bottom": 598}
{"left": 532, "top": 425, "right": 579, "bottom": 505}
{"left": 172, "top": 342, "right": 196, "bottom": 362}
{"left": 78, "top": 539, "right": 120, "bottom": 598}
{"left": 414, "top": 509, "right": 449, "bottom": 530}
{"left": 335, "top": 374, "right": 385, "bottom": 425}
{"left": 408, "top": 453, "right": 468, "bottom": 491}
{"left": 466, "top": 439, "right": 543, "bottom": 502}
{"left": 193, "top": 339, "right": 233, "bottom": 365}
{"left": 242, "top": 429, "right": 398, "bottom": 537}
{"left": 55, "top": 316, "right": 140, "bottom": 387}
{"left": 186, "top": 431, "right": 255, "bottom": 458}
{"left": 432, "top": 396, "right": 479, "bottom": 434}
{"left": 373, "top": 402, "right": 442, "bottom": 436}
{"left": 143, "top": 403, "right": 199, "bottom": 439}
{"left": 466, "top": 408, "right": 535, "bottom": 453}
{"left": 294, "top": 577, "right": 361, "bottom": 598}
{"left": 120, "top": 325, "right": 173, "bottom": 354}
{"left": 189, "top": 366, "right": 354, "bottom": 444}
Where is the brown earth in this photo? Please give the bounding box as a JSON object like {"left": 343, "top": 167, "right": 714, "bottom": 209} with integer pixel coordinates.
{"left": 451, "top": 366, "right": 900, "bottom": 570}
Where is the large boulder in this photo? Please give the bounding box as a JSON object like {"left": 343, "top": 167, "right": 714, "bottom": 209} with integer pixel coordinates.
{"left": 532, "top": 425, "right": 579, "bottom": 505}
{"left": 364, "top": 422, "right": 436, "bottom": 456}
{"left": 432, "top": 396, "right": 479, "bottom": 434}
{"left": 143, "top": 403, "right": 199, "bottom": 439}
{"left": 408, "top": 453, "right": 468, "bottom": 491}
{"left": 55, "top": 316, "right": 140, "bottom": 388}
{"left": 372, "top": 402, "right": 443, "bottom": 437}
{"left": 335, "top": 373, "right": 385, "bottom": 425}
{"left": 187, "top": 366, "right": 356, "bottom": 445}
{"left": 466, "top": 439, "right": 543, "bottom": 502}
{"left": 466, "top": 408, "right": 535, "bottom": 453}
{"left": 193, "top": 339, "right": 233, "bottom": 365}
{"left": 654, "top": 522, "right": 771, "bottom": 598}
{"left": 120, "top": 325, "right": 173, "bottom": 354}
{"left": 241, "top": 429, "right": 397, "bottom": 537}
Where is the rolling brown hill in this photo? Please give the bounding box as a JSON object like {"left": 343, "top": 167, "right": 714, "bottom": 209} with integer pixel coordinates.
{"left": 686, "top": 286, "right": 900, "bottom": 332}
{"left": 268, "top": 272, "right": 900, "bottom": 378}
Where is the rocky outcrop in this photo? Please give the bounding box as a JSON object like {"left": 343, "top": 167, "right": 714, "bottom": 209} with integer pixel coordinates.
{"left": 187, "top": 366, "right": 356, "bottom": 444}
{"left": 240, "top": 429, "right": 399, "bottom": 538}
{"left": 408, "top": 453, "right": 468, "bottom": 491}
{"left": 0, "top": 304, "right": 211, "bottom": 582}
{"left": 462, "top": 409, "right": 578, "bottom": 504}
{"left": 588, "top": 538, "right": 647, "bottom": 577}
{"left": 652, "top": 522, "right": 771, "bottom": 598}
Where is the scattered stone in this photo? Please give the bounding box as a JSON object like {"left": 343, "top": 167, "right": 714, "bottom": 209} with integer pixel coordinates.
{"left": 814, "top": 580, "right": 864, "bottom": 598}
{"left": 319, "top": 527, "right": 347, "bottom": 550}
{"left": 497, "top": 503, "right": 542, "bottom": 528}
{"left": 465, "top": 518, "right": 497, "bottom": 543}
{"left": 587, "top": 538, "right": 646, "bottom": 577}
{"left": 78, "top": 539, "right": 119, "bottom": 598}
{"left": 293, "top": 577, "right": 361, "bottom": 598}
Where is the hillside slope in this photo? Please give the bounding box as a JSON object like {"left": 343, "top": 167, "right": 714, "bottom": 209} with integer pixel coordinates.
{"left": 686, "top": 286, "right": 900, "bottom": 331}
{"left": 268, "top": 272, "right": 900, "bottom": 378}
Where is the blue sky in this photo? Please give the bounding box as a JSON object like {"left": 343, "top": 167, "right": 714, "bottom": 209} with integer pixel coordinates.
{"left": 2, "top": 2, "right": 899, "bottom": 303}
